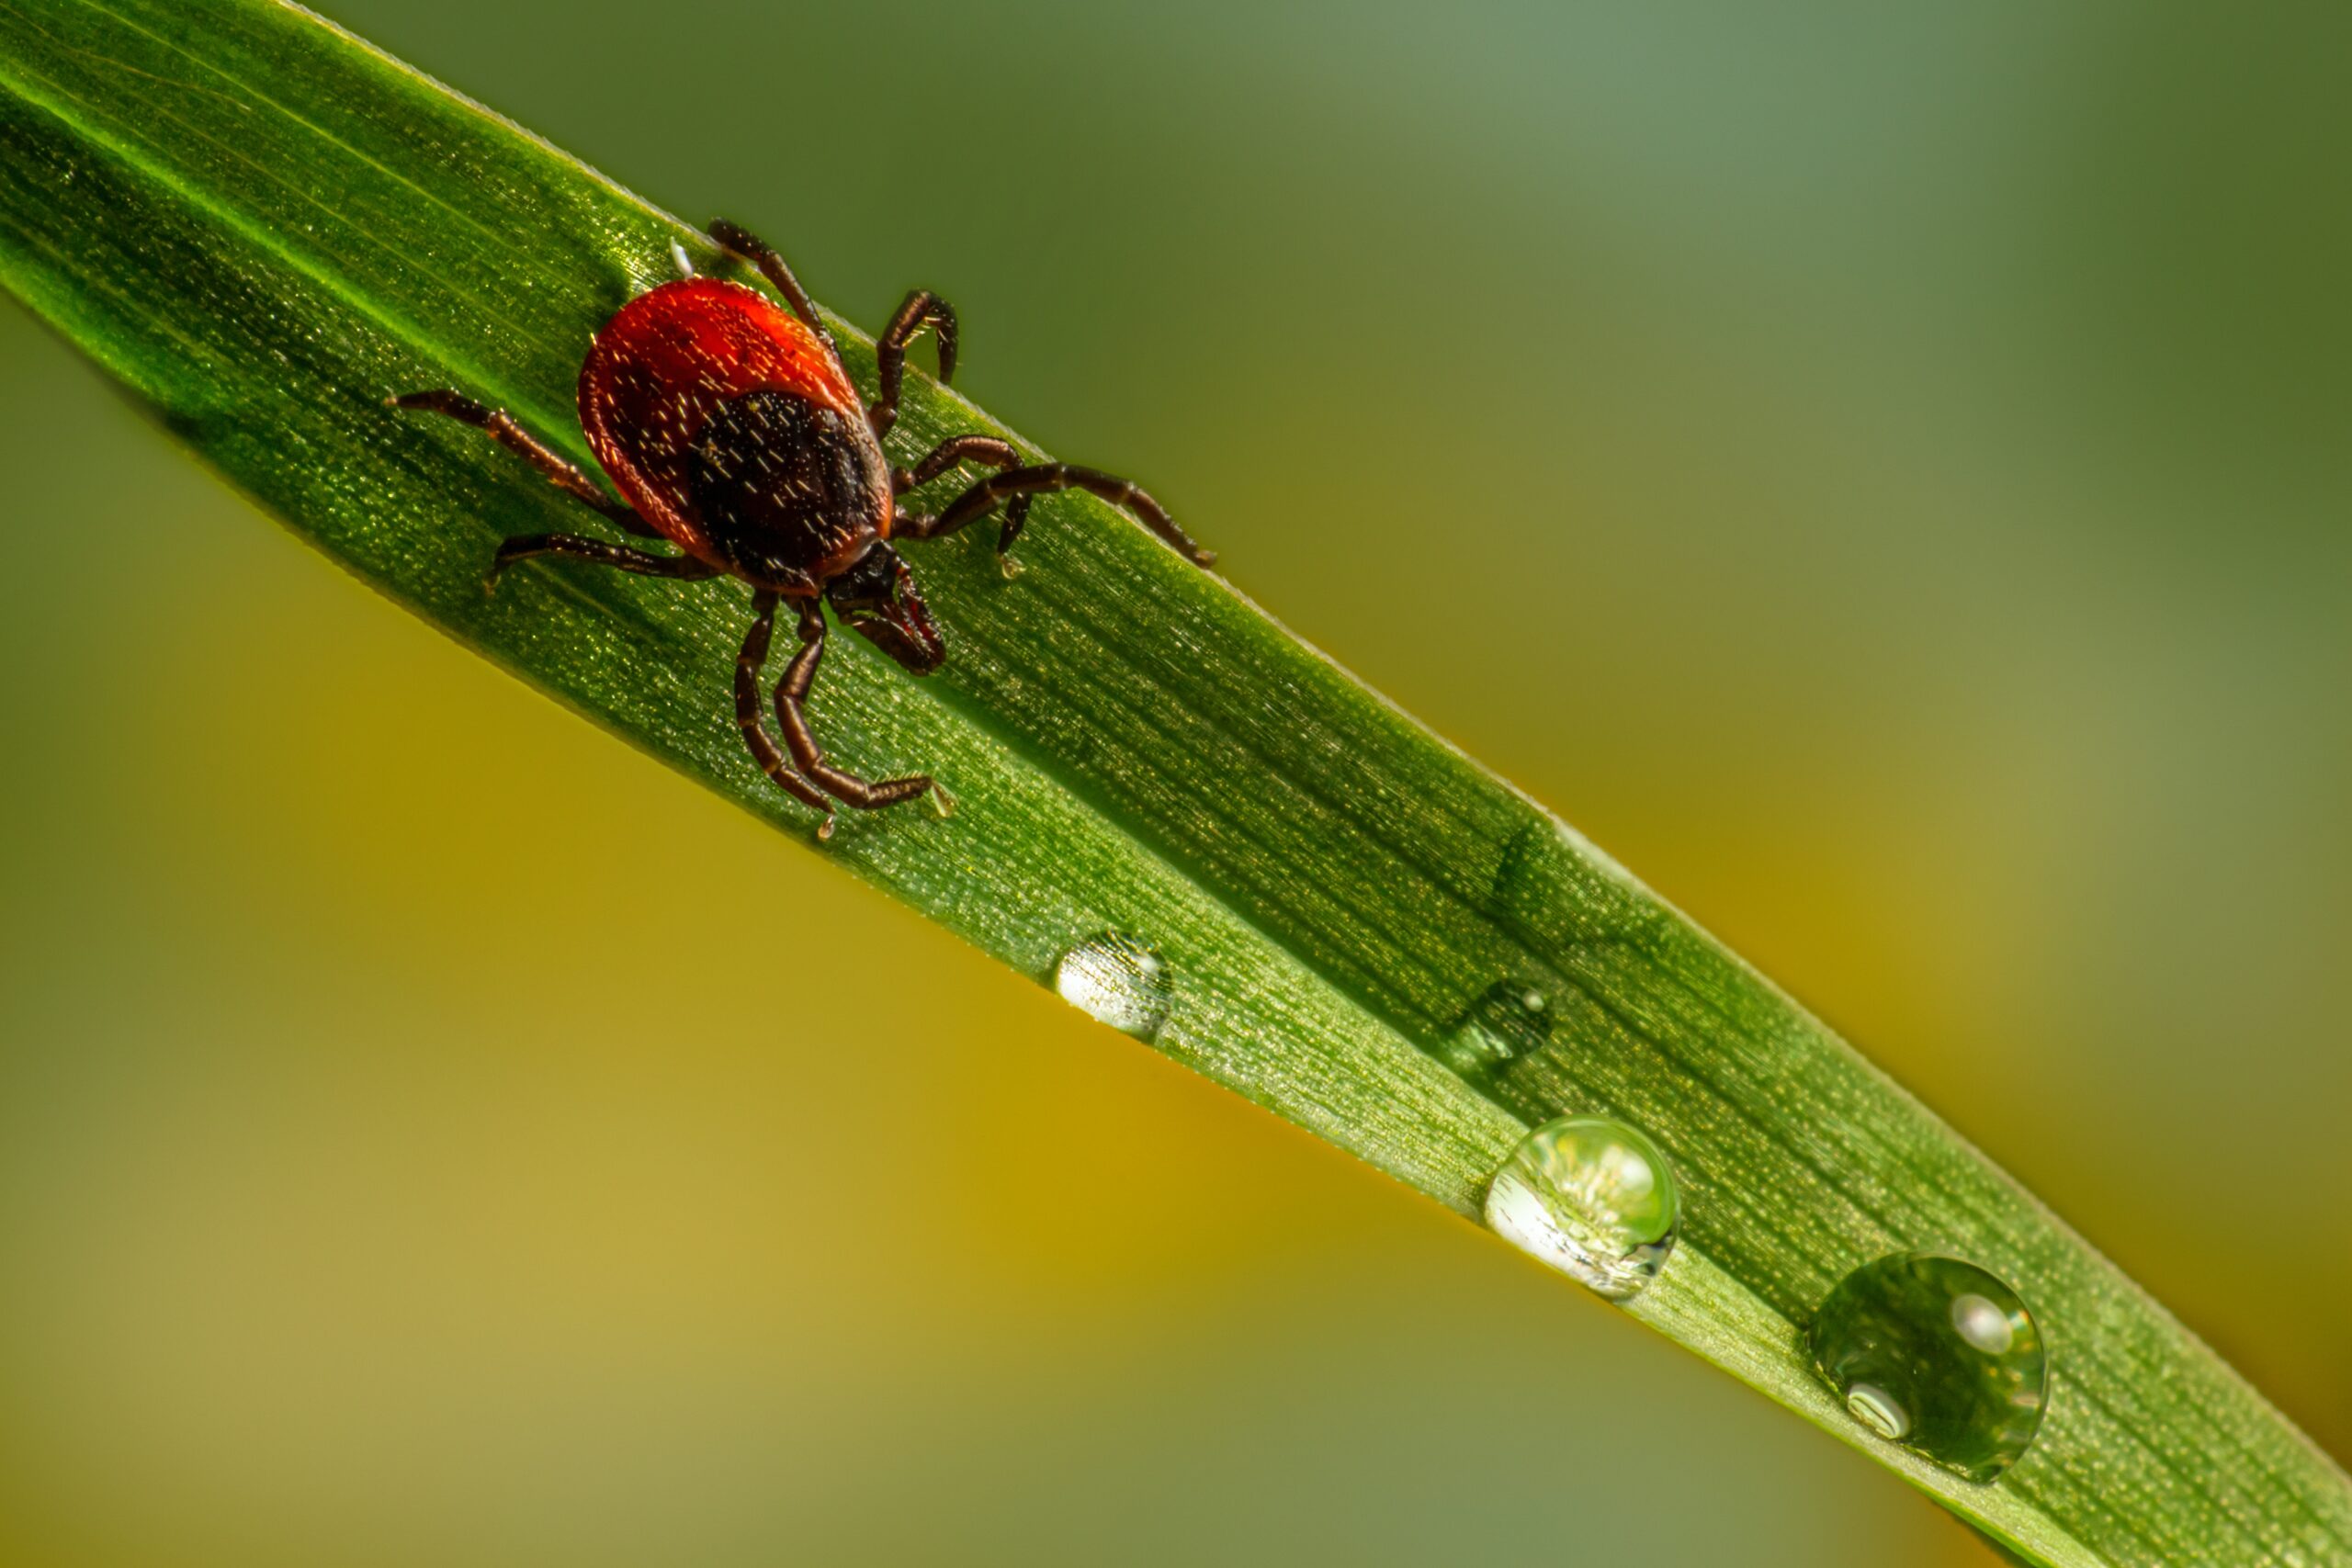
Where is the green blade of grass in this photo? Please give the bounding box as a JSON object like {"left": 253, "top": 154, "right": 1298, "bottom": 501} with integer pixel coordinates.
{"left": 1, "top": 3, "right": 2344, "bottom": 1562}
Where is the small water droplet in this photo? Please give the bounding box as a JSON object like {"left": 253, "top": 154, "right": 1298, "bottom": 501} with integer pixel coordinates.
{"left": 1053, "top": 932, "right": 1171, "bottom": 1040}
{"left": 1806, "top": 1253, "right": 2048, "bottom": 1482}
{"left": 1484, "top": 1114, "right": 1680, "bottom": 1300}
{"left": 1436, "top": 979, "right": 1554, "bottom": 1077}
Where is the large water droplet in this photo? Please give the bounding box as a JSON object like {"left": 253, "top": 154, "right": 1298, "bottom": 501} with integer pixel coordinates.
{"left": 1806, "top": 1253, "right": 2049, "bottom": 1482}
{"left": 1436, "top": 979, "right": 1554, "bottom": 1077}
{"left": 1484, "top": 1115, "right": 1680, "bottom": 1300}
{"left": 1053, "top": 932, "right": 1171, "bottom": 1040}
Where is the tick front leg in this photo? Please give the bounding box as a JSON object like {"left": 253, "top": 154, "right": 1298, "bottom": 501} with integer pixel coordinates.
{"left": 774, "top": 602, "right": 942, "bottom": 819}
{"left": 900, "top": 463, "right": 1215, "bottom": 568}
{"left": 735, "top": 591, "right": 838, "bottom": 835}
{"left": 869, "top": 289, "right": 959, "bottom": 439}
{"left": 486, "top": 534, "right": 721, "bottom": 593}
{"left": 390, "top": 389, "right": 657, "bottom": 537}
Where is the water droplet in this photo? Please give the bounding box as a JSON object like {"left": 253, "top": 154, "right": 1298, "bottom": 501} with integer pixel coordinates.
{"left": 1484, "top": 1114, "right": 1680, "bottom": 1300}
{"left": 1806, "top": 1253, "right": 2049, "bottom": 1482}
{"left": 1053, "top": 932, "right": 1171, "bottom": 1040}
{"left": 1436, "top": 979, "right": 1554, "bottom": 1077}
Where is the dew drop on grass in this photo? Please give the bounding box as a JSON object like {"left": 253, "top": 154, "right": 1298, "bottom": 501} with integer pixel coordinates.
{"left": 1806, "top": 1253, "right": 2049, "bottom": 1482}
{"left": 1435, "top": 979, "right": 1554, "bottom": 1077}
{"left": 1484, "top": 1114, "right": 1680, "bottom": 1300}
{"left": 1053, "top": 932, "right": 1172, "bottom": 1040}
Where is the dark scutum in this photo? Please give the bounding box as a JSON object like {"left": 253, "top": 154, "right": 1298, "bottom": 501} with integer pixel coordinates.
{"left": 687, "top": 389, "right": 887, "bottom": 583}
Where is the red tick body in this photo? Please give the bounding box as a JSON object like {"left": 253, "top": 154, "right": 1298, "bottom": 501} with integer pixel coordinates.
{"left": 393, "top": 219, "right": 1213, "bottom": 837}
{"left": 581, "top": 276, "right": 882, "bottom": 581}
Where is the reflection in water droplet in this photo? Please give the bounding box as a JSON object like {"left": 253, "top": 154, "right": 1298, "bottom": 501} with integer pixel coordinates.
{"left": 1436, "top": 979, "right": 1555, "bottom": 1077}
{"left": 1053, "top": 932, "right": 1172, "bottom": 1040}
{"left": 1806, "top": 1253, "right": 2048, "bottom": 1483}
{"left": 1847, "top": 1384, "right": 1911, "bottom": 1441}
{"left": 1484, "top": 1114, "right": 1679, "bottom": 1300}
{"left": 1951, "top": 1293, "right": 2016, "bottom": 1355}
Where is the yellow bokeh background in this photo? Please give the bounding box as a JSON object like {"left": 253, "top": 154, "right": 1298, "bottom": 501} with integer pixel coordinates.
{"left": 4, "top": 3, "right": 2347, "bottom": 1562}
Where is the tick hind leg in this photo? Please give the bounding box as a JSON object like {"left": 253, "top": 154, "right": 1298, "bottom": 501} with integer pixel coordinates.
{"left": 774, "top": 602, "right": 942, "bottom": 824}
{"left": 485, "top": 534, "right": 721, "bottom": 594}
{"left": 899, "top": 463, "right": 1215, "bottom": 568}
{"left": 868, "top": 289, "right": 959, "bottom": 439}
{"left": 707, "top": 220, "right": 837, "bottom": 356}
{"left": 390, "top": 389, "right": 657, "bottom": 537}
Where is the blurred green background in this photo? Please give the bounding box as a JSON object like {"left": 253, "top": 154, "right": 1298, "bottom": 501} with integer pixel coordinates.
{"left": 4, "top": 2, "right": 2348, "bottom": 1562}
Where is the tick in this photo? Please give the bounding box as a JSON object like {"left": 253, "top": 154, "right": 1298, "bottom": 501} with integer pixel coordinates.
{"left": 394, "top": 219, "right": 1213, "bottom": 836}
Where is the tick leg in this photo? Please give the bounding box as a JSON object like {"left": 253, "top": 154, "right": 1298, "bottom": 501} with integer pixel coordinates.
{"left": 736, "top": 590, "right": 838, "bottom": 834}
{"left": 390, "top": 389, "right": 657, "bottom": 537}
{"left": 899, "top": 463, "right": 1216, "bottom": 568}
{"left": 890, "top": 434, "right": 1022, "bottom": 494}
{"left": 707, "top": 219, "right": 838, "bottom": 360}
{"left": 774, "top": 602, "right": 938, "bottom": 815}
{"left": 486, "top": 534, "right": 721, "bottom": 593}
{"left": 869, "top": 289, "right": 959, "bottom": 439}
